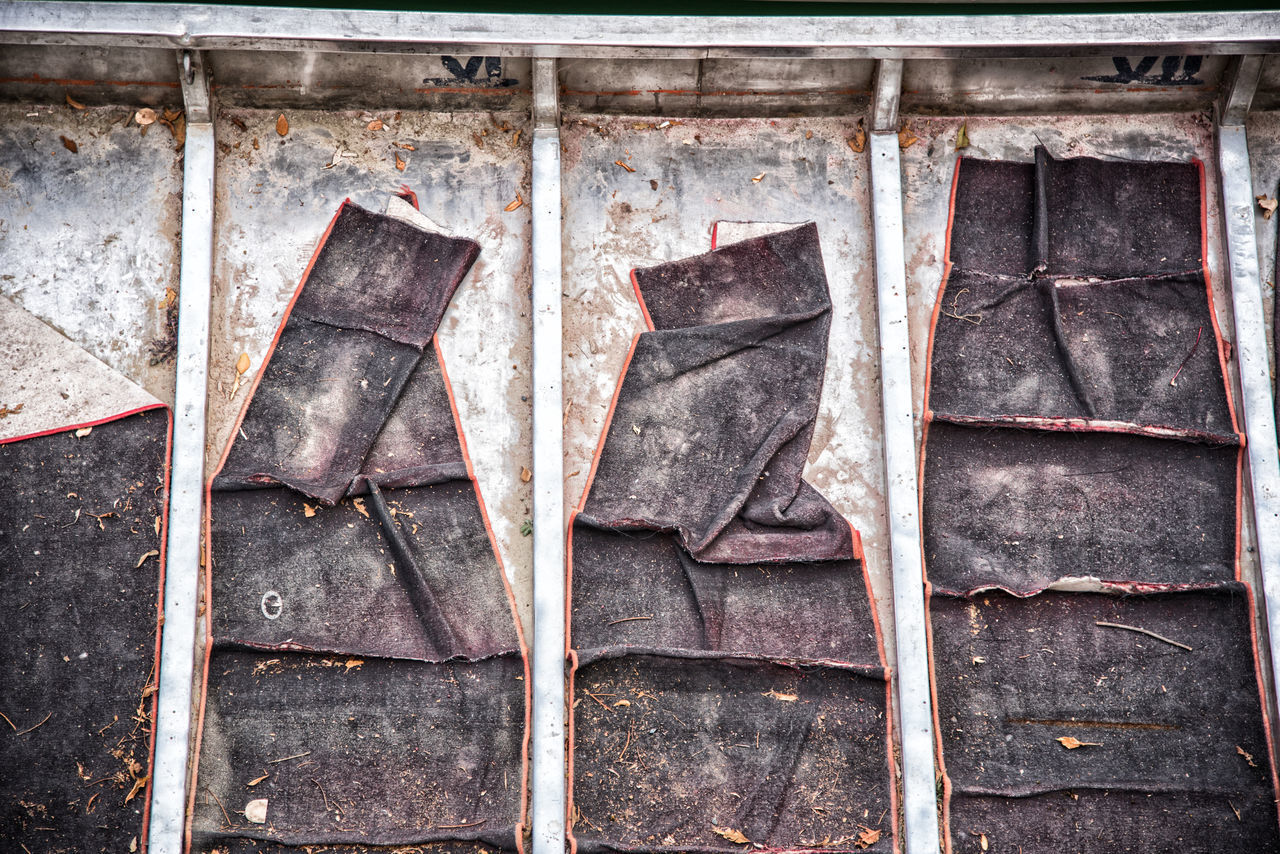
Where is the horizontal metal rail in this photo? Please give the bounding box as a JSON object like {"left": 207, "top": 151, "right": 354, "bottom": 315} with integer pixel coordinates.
{"left": 1, "top": 2, "right": 1280, "bottom": 58}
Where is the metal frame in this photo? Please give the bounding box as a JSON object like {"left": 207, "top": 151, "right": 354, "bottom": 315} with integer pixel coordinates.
{"left": 868, "top": 59, "right": 942, "bottom": 854}
{"left": 2, "top": 2, "right": 1280, "bottom": 58}
{"left": 529, "top": 56, "right": 567, "bottom": 854}
{"left": 1217, "top": 57, "right": 1280, "bottom": 757}
{"left": 148, "top": 47, "right": 213, "bottom": 854}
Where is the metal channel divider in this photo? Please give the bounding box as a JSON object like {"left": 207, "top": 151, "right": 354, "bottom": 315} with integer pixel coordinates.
{"left": 1217, "top": 56, "right": 1280, "bottom": 746}
{"left": 530, "top": 57, "right": 568, "bottom": 854}
{"left": 148, "top": 48, "right": 214, "bottom": 854}
{"left": 868, "top": 59, "right": 943, "bottom": 854}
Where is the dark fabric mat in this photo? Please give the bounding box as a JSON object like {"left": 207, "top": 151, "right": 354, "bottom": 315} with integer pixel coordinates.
{"left": 579, "top": 224, "right": 852, "bottom": 565}
{"left": 214, "top": 317, "right": 421, "bottom": 505}
{"left": 929, "top": 270, "right": 1235, "bottom": 436}
{"left": 1034, "top": 147, "right": 1202, "bottom": 279}
{"left": 196, "top": 840, "right": 511, "bottom": 854}
{"left": 931, "top": 587, "right": 1273, "bottom": 798}
{"left": 191, "top": 650, "right": 524, "bottom": 849}
{"left": 571, "top": 653, "right": 892, "bottom": 854}
{"left": 922, "top": 421, "right": 1238, "bottom": 595}
{"left": 948, "top": 788, "right": 1280, "bottom": 854}
{"left": 290, "top": 201, "right": 480, "bottom": 351}
{"left": 0, "top": 408, "right": 168, "bottom": 851}
{"left": 570, "top": 521, "right": 879, "bottom": 662}
{"left": 948, "top": 158, "right": 1035, "bottom": 277}
{"left": 211, "top": 481, "right": 517, "bottom": 662}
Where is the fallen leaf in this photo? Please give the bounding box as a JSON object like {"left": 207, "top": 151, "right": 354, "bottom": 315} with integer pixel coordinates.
{"left": 855, "top": 826, "right": 882, "bottom": 849}
{"left": 275, "top": 114, "right": 289, "bottom": 136}
{"left": 395, "top": 152, "right": 407, "bottom": 171}
{"left": 1238, "top": 745, "right": 1259, "bottom": 767}
{"left": 712, "top": 826, "right": 750, "bottom": 845}
{"left": 303, "top": 503, "right": 316, "bottom": 518}
{"left": 751, "top": 173, "right": 766, "bottom": 183}
{"left": 763, "top": 689, "right": 798, "bottom": 702}
{"left": 980, "top": 832, "right": 989, "bottom": 851}
{"left": 66, "top": 93, "right": 86, "bottom": 110}
{"left": 161, "top": 286, "right": 178, "bottom": 309}
{"left": 134, "top": 108, "right": 156, "bottom": 126}
{"left": 154, "top": 516, "right": 162, "bottom": 536}
{"left": 367, "top": 119, "right": 384, "bottom": 131}
{"left": 956, "top": 121, "right": 970, "bottom": 150}
{"left": 244, "top": 798, "right": 268, "bottom": 824}
{"left": 394, "top": 141, "right": 416, "bottom": 150}
{"left": 124, "top": 774, "right": 148, "bottom": 803}
{"left": 520, "top": 465, "right": 532, "bottom": 483}
{"left": 520, "top": 519, "right": 533, "bottom": 537}
{"left": 75, "top": 427, "right": 93, "bottom": 438}
{"left": 352, "top": 497, "right": 370, "bottom": 519}
{"left": 473, "top": 133, "right": 485, "bottom": 148}
{"left": 0, "top": 402, "right": 25, "bottom": 418}
{"left": 236, "top": 352, "right": 251, "bottom": 376}
{"left": 848, "top": 120, "right": 867, "bottom": 154}
{"left": 60, "top": 135, "right": 78, "bottom": 153}
{"left": 1258, "top": 195, "right": 1277, "bottom": 219}
{"left": 1056, "top": 736, "right": 1102, "bottom": 749}
{"left": 512, "top": 129, "right": 522, "bottom": 146}
{"left": 130, "top": 836, "right": 138, "bottom": 853}
{"left": 247, "top": 773, "right": 269, "bottom": 787}
{"left": 614, "top": 159, "right": 636, "bottom": 173}
{"left": 805, "top": 130, "right": 813, "bottom": 140}
{"left": 898, "top": 124, "right": 919, "bottom": 149}
{"left": 346, "top": 658, "right": 364, "bottom": 670}
{"left": 135, "top": 549, "right": 159, "bottom": 568}
{"left": 613, "top": 699, "right": 631, "bottom": 707}
{"left": 632, "top": 424, "right": 642, "bottom": 435}
{"left": 505, "top": 193, "right": 523, "bottom": 212}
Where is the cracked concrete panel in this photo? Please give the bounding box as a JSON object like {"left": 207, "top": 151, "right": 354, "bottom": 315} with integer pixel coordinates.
{"left": 210, "top": 107, "right": 532, "bottom": 623}
{"left": 0, "top": 101, "right": 183, "bottom": 406}
{"left": 560, "top": 114, "right": 892, "bottom": 665}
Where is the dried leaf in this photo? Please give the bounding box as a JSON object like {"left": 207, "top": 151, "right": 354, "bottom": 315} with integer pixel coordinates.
{"left": 505, "top": 193, "right": 524, "bottom": 212}
{"left": 345, "top": 658, "right": 363, "bottom": 670}
{"left": 66, "top": 93, "right": 86, "bottom": 110}
{"left": 1238, "top": 745, "right": 1259, "bottom": 767}
{"left": 75, "top": 427, "right": 93, "bottom": 438}
{"left": 236, "top": 352, "right": 251, "bottom": 376}
{"left": 613, "top": 699, "right": 631, "bottom": 707}
{"left": 1056, "top": 736, "right": 1101, "bottom": 749}
{"left": 956, "top": 121, "right": 970, "bottom": 151}
{"left": 135, "top": 549, "right": 159, "bottom": 568}
{"left": 520, "top": 519, "right": 533, "bottom": 537}
{"left": 124, "top": 774, "right": 148, "bottom": 804}
{"left": 898, "top": 124, "right": 919, "bottom": 149}
{"left": 244, "top": 798, "right": 268, "bottom": 824}
{"left": 130, "top": 836, "right": 138, "bottom": 852}
{"left": 367, "top": 119, "right": 384, "bottom": 131}
{"left": 848, "top": 120, "right": 867, "bottom": 154}
{"left": 0, "top": 402, "right": 25, "bottom": 418}
{"left": 275, "top": 114, "right": 289, "bottom": 136}
{"left": 751, "top": 173, "right": 766, "bottom": 184}
{"left": 521, "top": 465, "right": 532, "bottom": 483}
{"left": 395, "top": 152, "right": 407, "bottom": 172}
{"left": 352, "top": 497, "right": 370, "bottom": 519}
{"left": 60, "top": 135, "right": 78, "bottom": 153}
{"left": 614, "top": 159, "right": 636, "bottom": 173}
{"left": 1258, "top": 195, "right": 1278, "bottom": 219}
{"left": 980, "top": 832, "right": 989, "bottom": 851}
{"left": 805, "top": 130, "right": 813, "bottom": 140}
{"left": 712, "top": 826, "right": 750, "bottom": 845}
{"left": 247, "top": 773, "right": 269, "bottom": 787}
{"left": 512, "top": 129, "right": 522, "bottom": 147}
{"left": 134, "top": 108, "right": 156, "bottom": 126}
{"left": 161, "top": 287, "right": 178, "bottom": 309}
{"left": 154, "top": 516, "right": 162, "bottom": 535}
{"left": 763, "top": 689, "right": 798, "bottom": 702}
{"left": 303, "top": 503, "right": 317, "bottom": 518}
{"left": 855, "top": 826, "right": 882, "bottom": 849}
{"left": 395, "top": 141, "right": 416, "bottom": 150}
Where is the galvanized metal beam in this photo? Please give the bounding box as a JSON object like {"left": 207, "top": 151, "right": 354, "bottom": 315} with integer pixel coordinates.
{"left": 871, "top": 59, "right": 903, "bottom": 132}
{"left": 1220, "top": 54, "right": 1264, "bottom": 127}
{"left": 530, "top": 56, "right": 567, "bottom": 854}
{"left": 147, "top": 48, "right": 213, "bottom": 854}
{"left": 868, "top": 60, "right": 941, "bottom": 854}
{"left": 1216, "top": 66, "right": 1280, "bottom": 736}
{"left": 2, "top": 2, "right": 1280, "bottom": 59}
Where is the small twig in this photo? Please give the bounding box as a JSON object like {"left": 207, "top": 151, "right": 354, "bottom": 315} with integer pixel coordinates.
{"left": 0, "top": 711, "right": 16, "bottom": 731}
{"left": 205, "top": 787, "right": 232, "bottom": 827}
{"left": 15, "top": 712, "right": 51, "bottom": 735}
{"left": 607, "top": 615, "right": 653, "bottom": 626}
{"left": 1095, "top": 621, "right": 1193, "bottom": 652}
{"left": 943, "top": 288, "right": 982, "bottom": 325}
{"left": 20, "top": 843, "right": 32, "bottom": 854}
{"left": 1229, "top": 800, "right": 1242, "bottom": 822}
{"left": 582, "top": 690, "right": 614, "bottom": 711}
{"left": 618, "top": 724, "right": 633, "bottom": 760}
{"left": 312, "top": 778, "right": 334, "bottom": 814}
{"left": 267, "top": 751, "right": 311, "bottom": 763}
{"left": 439, "top": 819, "right": 487, "bottom": 829}
{"left": 1170, "top": 325, "right": 1203, "bottom": 387}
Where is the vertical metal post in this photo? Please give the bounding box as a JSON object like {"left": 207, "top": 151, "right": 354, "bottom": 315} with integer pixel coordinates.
{"left": 530, "top": 56, "right": 567, "bottom": 854}
{"left": 148, "top": 48, "right": 213, "bottom": 854}
{"left": 868, "top": 58, "right": 942, "bottom": 854}
{"left": 1217, "top": 57, "right": 1280, "bottom": 715}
